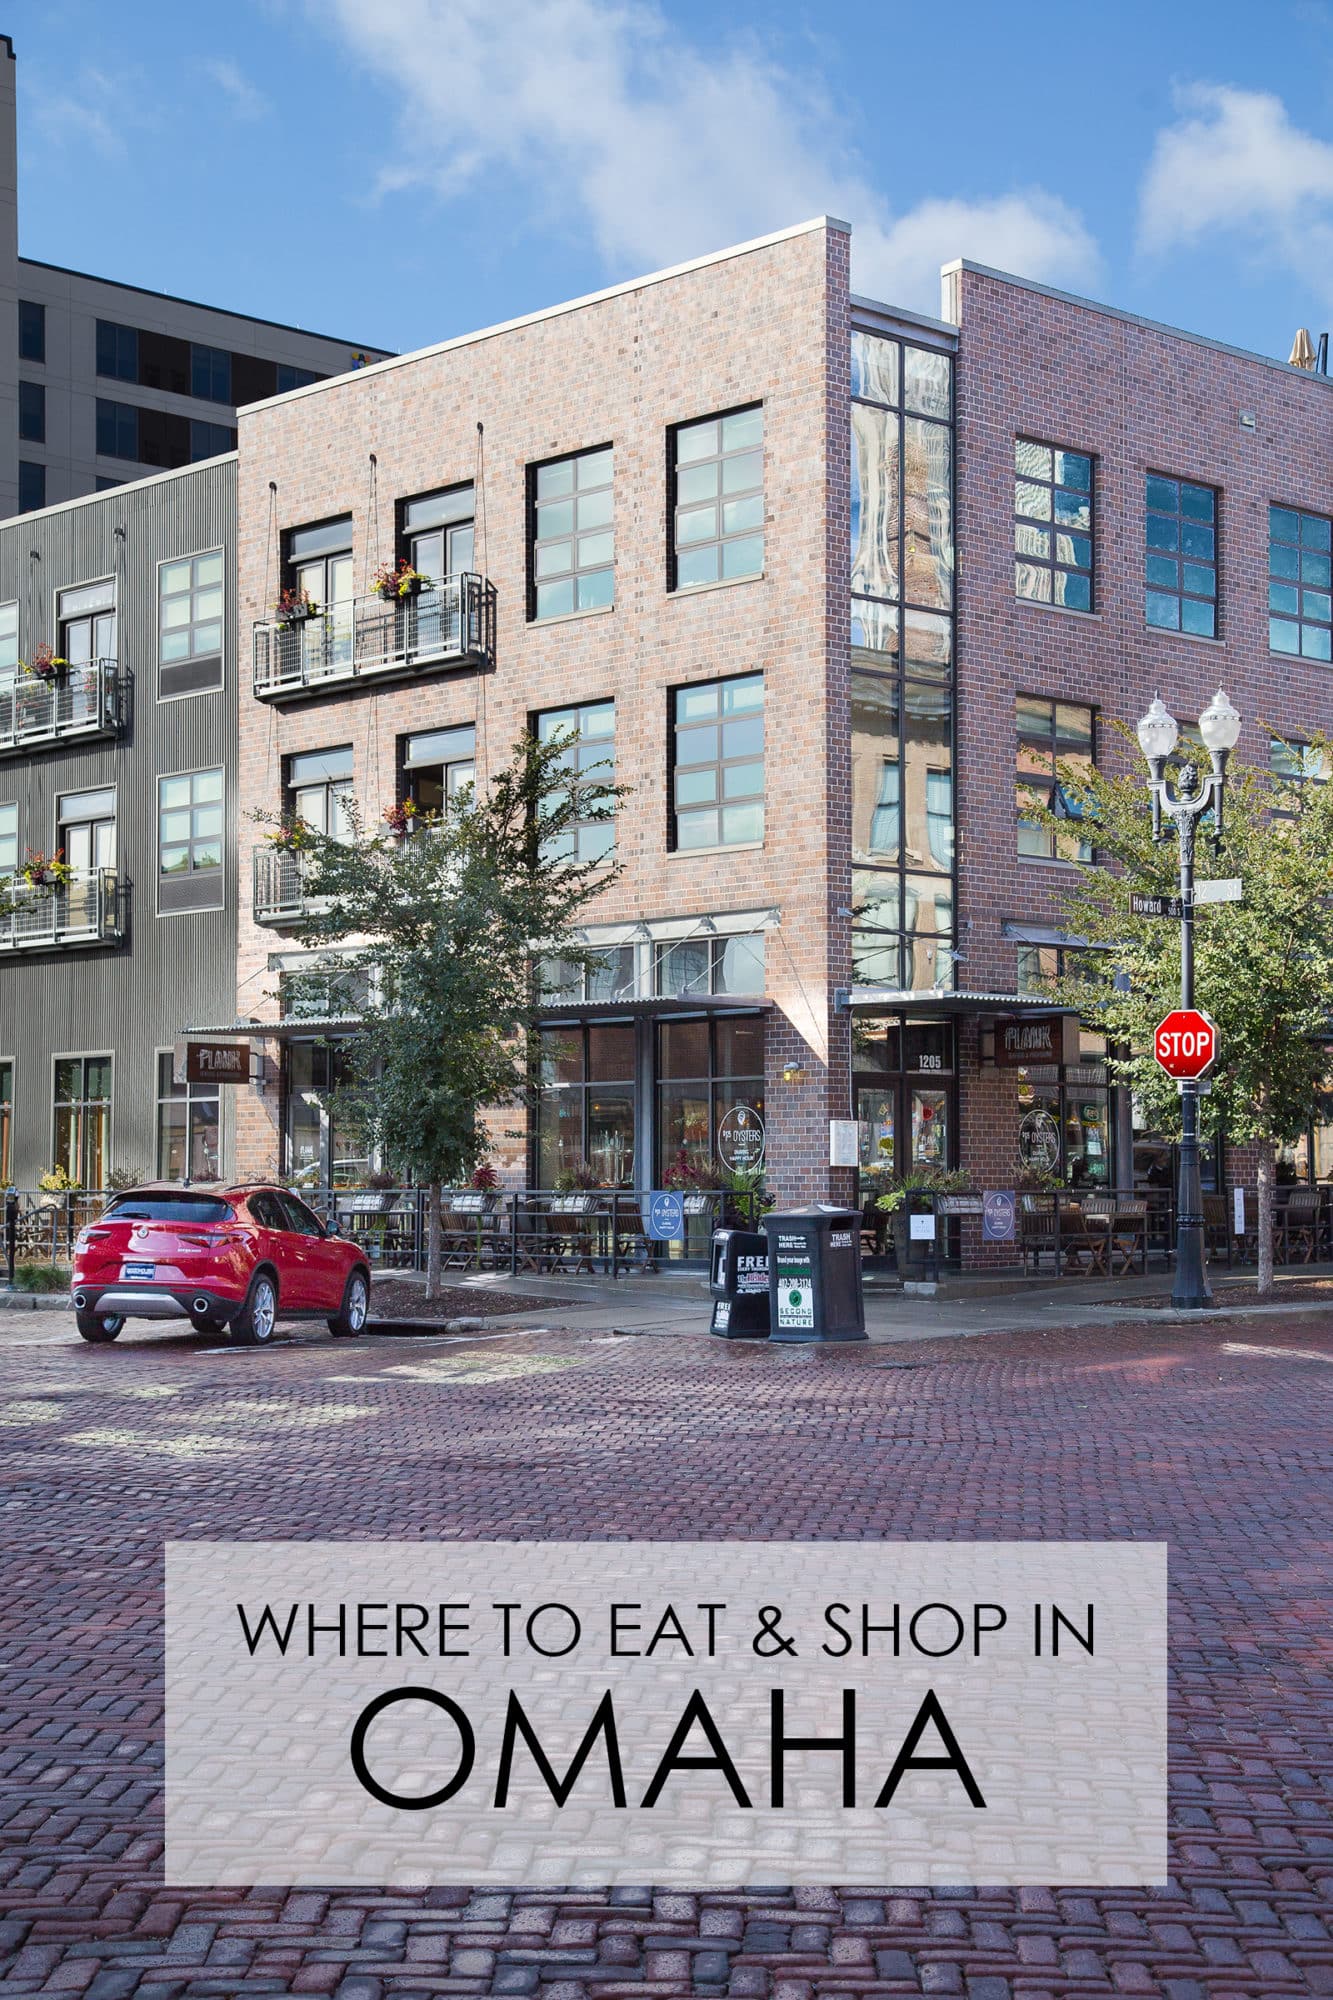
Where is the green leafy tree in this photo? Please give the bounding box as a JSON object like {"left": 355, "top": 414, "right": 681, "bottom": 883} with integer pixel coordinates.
{"left": 1031, "top": 726, "right": 1333, "bottom": 1293}
{"left": 265, "top": 728, "right": 625, "bottom": 1297}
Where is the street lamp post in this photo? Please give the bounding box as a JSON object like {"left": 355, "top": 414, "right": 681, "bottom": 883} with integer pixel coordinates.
{"left": 1136, "top": 690, "right": 1242, "bottom": 1310}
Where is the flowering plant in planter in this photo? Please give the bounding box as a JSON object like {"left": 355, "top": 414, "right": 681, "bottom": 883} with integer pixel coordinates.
{"left": 21, "top": 643, "right": 69, "bottom": 684}
{"left": 372, "top": 558, "right": 432, "bottom": 603}
{"left": 553, "top": 1161, "right": 602, "bottom": 1192}
{"left": 660, "top": 1147, "right": 722, "bottom": 1192}
{"left": 19, "top": 847, "right": 74, "bottom": 892}
{"left": 274, "top": 587, "right": 319, "bottom": 628}
{"left": 383, "top": 799, "right": 418, "bottom": 837}
{"left": 268, "top": 817, "right": 314, "bottom": 853}
{"left": 470, "top": 1163, "right": 500, "bottom": 1191}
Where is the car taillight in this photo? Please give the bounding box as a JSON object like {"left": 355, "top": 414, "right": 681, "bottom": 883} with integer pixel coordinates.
{"left": 75, "top": 1227, "right": 110, "bottom": 1248}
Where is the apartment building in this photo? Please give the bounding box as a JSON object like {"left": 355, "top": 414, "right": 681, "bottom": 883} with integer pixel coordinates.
{"left": 0, "top": 35, "right": 391, "bottom": 520}
{"left": 0, "top": 457, "right": 239, "bottom": 1186}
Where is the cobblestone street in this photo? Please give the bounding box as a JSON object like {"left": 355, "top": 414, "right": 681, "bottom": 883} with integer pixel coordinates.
{"left": 0, "top": 1307, "right": 1330, "bottom": 1997}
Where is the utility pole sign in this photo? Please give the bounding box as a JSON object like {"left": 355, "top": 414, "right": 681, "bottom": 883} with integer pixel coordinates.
{"left": 1130, "top": 891, "right": 1183, "bottom": 919}
{"left": 1153, "top": 1008, "right": 1217, "bottom": 1081}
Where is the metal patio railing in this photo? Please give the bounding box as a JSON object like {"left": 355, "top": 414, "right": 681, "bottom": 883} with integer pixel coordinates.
{"left": 0, "top": 659, "right": 122, "bottom": 756}
{"left": 252, "top": 575, "right": 497, "bottom": 698}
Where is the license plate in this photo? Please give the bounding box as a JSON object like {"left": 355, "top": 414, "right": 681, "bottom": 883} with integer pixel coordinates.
{"left": 121, "top": 1262, "right": 155, "bottom": 1280}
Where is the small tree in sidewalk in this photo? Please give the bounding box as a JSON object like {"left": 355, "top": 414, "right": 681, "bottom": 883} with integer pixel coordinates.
{"left": 268, "top": 728, "right": 624, "bottom": 1299}
{"left": 1031, "top": 728, "right": 1333, "bottom": 1294}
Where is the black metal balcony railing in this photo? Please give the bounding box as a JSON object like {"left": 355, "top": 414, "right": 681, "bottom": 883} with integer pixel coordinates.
{"left": 252, "top": 575, "right": 497, "bottom": 700}
{"left": 252, "top": 847, "right": 318, "bottom": 925}
{"left": 0, "top": 869, "right": 124, "bottom": 953}
{"left": 0, "top": 660, "right": 122, "bottom": 757}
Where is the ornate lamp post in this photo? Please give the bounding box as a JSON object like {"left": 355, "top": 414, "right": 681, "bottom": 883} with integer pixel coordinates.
{"left": 1136, "top": 689, "right": 1242, "bottom": 1309}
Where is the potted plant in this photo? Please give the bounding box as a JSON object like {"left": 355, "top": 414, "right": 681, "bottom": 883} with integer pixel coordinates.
{"left": 21, "top": 643, "right": 68, "bottom": 685}
{"left": 268, "top": 817, "right": 314, "bottom": 854}
{"left": 718, "top": 1162, "right": 773, "bottom": 1230}
{"left": 274, "top": 587, "right": 319, "bottom": 630}
{"left": 876, "top": 1166, "right": 975, "bottom": 1270}
{"left": 372, "top": 558, "right": 432, "bottom": 603}
{"left": 18, "top": 847, "right": 74, "bottom": 895}
{"left": 383, "top": 799, "right": 422, "bottom": 838}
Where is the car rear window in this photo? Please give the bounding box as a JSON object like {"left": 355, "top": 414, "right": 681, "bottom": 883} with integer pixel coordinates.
{"left": 103, "top": 1195, "right": 234, "bottom": 1225}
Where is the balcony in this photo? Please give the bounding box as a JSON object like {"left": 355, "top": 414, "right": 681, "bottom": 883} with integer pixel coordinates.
{"left": 0, "top": 870, "right": 125, "bottom": 953}
{"left": 0, "top": 660, "right": 123, "bottom": 758}
{"left": 252, "top": 575, "right": 497, "bottom": 701}
{"left": 253, "top": 847, "right": 321, "bottom": 926}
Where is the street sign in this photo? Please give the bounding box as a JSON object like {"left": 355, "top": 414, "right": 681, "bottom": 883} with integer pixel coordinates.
{"left": 1153, "top": 1007, "right": 1217, "bottom": 1080}
{"left": 1131, "top": 892, "right": 1183, "bottom": 919}
{"left": 1194, "top": 876, "right": 1243, "bottom": 905}
{"left": 647, "top": 1191, "right": 685, "bottom": 1241}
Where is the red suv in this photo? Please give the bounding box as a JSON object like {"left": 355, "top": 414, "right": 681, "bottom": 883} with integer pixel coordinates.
{"left": 70, "top": 1184, "right": 372, "bottom": 1346}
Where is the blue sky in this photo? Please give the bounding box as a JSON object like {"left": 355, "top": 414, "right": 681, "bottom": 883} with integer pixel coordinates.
{"left": 16, "top": 0, "right": 1333, "bottom": 366}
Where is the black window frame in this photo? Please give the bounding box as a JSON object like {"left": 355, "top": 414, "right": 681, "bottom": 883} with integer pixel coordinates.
{"left": 1016, "top": 694, "right": 1097, "bottom": 863}
{"left": 667, "top": 402, "right": 765, "bottom": 593}
{"left": 1268, "top": 502, "right": 1332, "bottom": 662}
{"left": 667, "top": 671, "right": 765, "bottom": 853}
{"left": 1145, "top": 473, "right": 1219, "bottom": 637}
{"left": 1014, "top": 439, "right": 1094, "bottom": 611}
{"left": 533, "top": 699, "right": 616, "bottom": 863}
{"left": 525, "top": 444, "right": 615, "bottom": 622}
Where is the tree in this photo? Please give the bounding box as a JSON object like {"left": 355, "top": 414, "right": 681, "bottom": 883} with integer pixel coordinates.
{"left": 1032, "top": 727, "right": 1333, "bottom": 1294}
{"left": 265, "top": 728, "right": 625, "bottom": 1298}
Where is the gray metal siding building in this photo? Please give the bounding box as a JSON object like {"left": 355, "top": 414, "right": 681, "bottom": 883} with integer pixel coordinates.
{"left": 0, "top": 456, "right": 239, "bottom": 1186}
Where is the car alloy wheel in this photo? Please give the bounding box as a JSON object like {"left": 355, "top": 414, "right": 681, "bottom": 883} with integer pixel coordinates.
{"left": 251, "top": 1277, "right": 277, "bottom": 1342}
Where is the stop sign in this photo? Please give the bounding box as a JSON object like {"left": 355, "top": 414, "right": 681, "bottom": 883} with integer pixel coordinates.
{"left": 1154, "top": 1007, "right": 1217, "bottom": 1079}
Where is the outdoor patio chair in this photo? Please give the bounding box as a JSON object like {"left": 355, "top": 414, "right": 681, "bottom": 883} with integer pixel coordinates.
{"left": 1279, "top": 1186, "right": 1323, "bottom": 1264}
{"left": 1019, "top": 1195, "right": 1059, "bottom": 1275}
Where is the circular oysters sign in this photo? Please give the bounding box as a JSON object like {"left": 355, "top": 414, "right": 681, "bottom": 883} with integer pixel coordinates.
{"left": 1019, "top": 1108, "right": 1060, "bottom": 1173}
{"left": 717, "top": 1104, "right": 765, "bottom": 1173}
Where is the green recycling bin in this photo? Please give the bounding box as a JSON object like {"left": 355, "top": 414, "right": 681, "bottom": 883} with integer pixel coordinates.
{"left": 762, "top": 1205, "right": 866, "bottom": 1343}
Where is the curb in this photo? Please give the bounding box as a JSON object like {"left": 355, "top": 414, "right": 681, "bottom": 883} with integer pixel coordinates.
{"left": 0, "top": 1292, "right": 70, "bottom": 1311}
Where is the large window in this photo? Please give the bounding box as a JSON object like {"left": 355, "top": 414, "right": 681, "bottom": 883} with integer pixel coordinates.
{"left": 96, "top": 319, "right": 139, "bottom": 383}
{"left": 1015, "top": 441, "right": 1093, "bottom": 610}
{"left": 96, "top": 398, "right": 139, "bottom": 461}
{"left": 158, "top": 768, "right": 224, "bottom": 913}
{"left": 656, "top": 1015, "right": 765, "bottom": 1183}
{"left": 536, "top": 701, "right": 615, "bottom": 862}
{"left": 1269, "top": 503, "right": 1332, "bottom": 661}
{"left": 670, "top": 406, "right": 764, "bottom": 589}
{"left": 536, "top": 1023, "right": 636, "bottom": 1187}
{"left": 18, "top": 300, "right": 44, "bottom": 364}
{"left": 18, "top": 463, "right": 44, "bottom": 514}
{"left": 1016, "top": 697, "right": 1095, "bottom": 861}
{"left": 287, "top": 746, "right": 354, "bottom": 838}
{"left": 285, "top": 1041, "right": 370, "bottom": 1187}
{"left": 190, "top": 343, "right": 232, "bottom": 403}
{"left": 529, "top": 447, "right": 614, "bottom": 619}
{"left": 400, "top": 725, "right": 475, "bottom": 816}
{"left": 159, "top": 549, "right": 225, "bottom": 697}
{"left": 156, "top": 1052, "right": 221, "bottom": 1181}
{"left": 53, "top": 1056, "right": 111, "bottom": 1188}
{"left": 1145, "top": 475, "right": 1218, "bottom": 636}
{"left": 670, "top": 674, "right": 764, "bottom": 850}
{"left": 654, "top": 933, "right": 765, "bottom": 998}
{"left": 18, "top": 381, "right": 44, "bottom": 443}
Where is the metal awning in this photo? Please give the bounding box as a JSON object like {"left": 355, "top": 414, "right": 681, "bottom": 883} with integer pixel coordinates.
{"left": 183, "top": 1016, "right": 367, "bottom": 1039}
{"left": 187, "top": 995, "right": 773, "bottom": 1039}
{"left": 848, "top": 987, "right": 1070, "bottom": 1018}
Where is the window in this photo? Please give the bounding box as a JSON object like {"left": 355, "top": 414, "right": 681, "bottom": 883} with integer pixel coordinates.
{"left": 670, "top": 674, "right": 764, "bottom": 850}
{"left": 190, "top": 343, "right": 232, "bottom": 403}
{"left": 286, "top": 746, "right": 354, "bottom": 839}
{"left": 1145, "top": 475, "right": 1218, "bottom": 635}
{"left": 654, "top": 933, "right": 765, "bottom": 997}
{"left": 190, "top": 418, "right": 236, "bottom": 461}
{"left": 671, "top": 405, "right": 764, "bottom": 589}
{"left": 1015, "top": 441, "right": 1093, "bottom": 610}
{"left": 0, "top": 801, "right": 16, "bottom": 874}
{"left": 53, "top": 1056, "right": 112, "bottom": 1188}
{"left": 59, "top": 579, "right": 116, "bottom": 675}
{"left": 286, "top": 516, "right": 354, "bottom": 670}
{"left": 58, "top": 790, "right": 117, "bottom": 927}
{"left": 18, "top": 381, "right": 44, "bottom": 443}
{"left": 96, "top": 398, "right": 139, "bottom": 461}
{"left": 529, "top": 446, "right": 614, "bottom": 618}
{"left": 285, "top": 1039, "right": 369, "bottom": 1186}
{"left": 1016, "top": 697, "right": 1095, "bottom": 861}
{"left": 400, "top": 725, "right": 475, "bottom": 814}
{"left": 276, "top": 363, "right": 321, "bottom": 393}
{"left": 18, "top": 300, "right": 44, "bottom": 364}
{"left": 656, "top": 1015, "right": 765, "bottom": 1184}
{"left": 535, "top": 700, "right": 615, "bottom": 862}
{"left": 159, "top": 549, "right": 224, "bottom": 696}
{"left": 1269, "top": 504, "right": 1332, "bottom": 660}
{"left": 0, "top": 1062, "right": 10, "bottom": 1186}
{"left": 158, "top": 768, "right": 224, "bottom": 912}
{"left": 851, "top": 336, "right": 953, "bottom": 616}
{"left": 536, "top": 1023, "right": 636, "bottom": 1187}
{"left": 155, "top": 1052, "right": 221, "bottom": 1180}
{"left": 96, "top": 320, "right": 138, "bottom": 383}
{"left": 1270, "top": 735, "right": 1330, "bottom": 820}
{"left": 0, "top": 604, "right": 16, "bottom": 680}
{"left": 18, "top": 462, "right": 44, "bottom": 513}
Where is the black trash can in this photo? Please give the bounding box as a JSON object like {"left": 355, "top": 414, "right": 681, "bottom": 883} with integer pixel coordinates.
{"left": 762, "top": 1205, "right": 866, "bottom": 1343}
{"left": 709, "top": 1228, "right": 772, "bottom": 1337}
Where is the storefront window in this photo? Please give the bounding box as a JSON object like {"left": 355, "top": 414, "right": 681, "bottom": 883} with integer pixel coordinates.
{"left": 1017, "top": 1065, "right": 1110, "bottom": 1187}
{"left": 285, "top": 1040, "right": 371, "bottom": 1186}
{"left": 853, "top": 1016, "right": 956, "bottom": 1213}
{"left": 537, "top": 1023, "right": 635, "bottom": 1186}
{"left": 155, "top": 1053, "right": 221, "bottom": 1180}
{"left": 655, "top": 1015, "right": 764, "bottom": 1182}
{"left": 53, "top": 1056, "right": 111, "bottom": 1188}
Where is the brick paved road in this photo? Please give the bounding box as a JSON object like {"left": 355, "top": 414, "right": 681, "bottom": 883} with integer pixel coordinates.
{"left": 0, "top": 1310, "right": 1331, "bottom": 1997}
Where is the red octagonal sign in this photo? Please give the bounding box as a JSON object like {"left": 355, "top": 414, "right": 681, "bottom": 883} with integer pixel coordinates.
{"left": 1154, "top": 1007, "right": 1218, "bottom": 1079}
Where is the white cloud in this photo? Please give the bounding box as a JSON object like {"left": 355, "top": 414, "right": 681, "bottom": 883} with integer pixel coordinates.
{"left": 26, "top": 68, "right": 125, "bottom": 157}
{"left": 204, "top": 59, "right": 270, "bottom": 122}
{"left": 317, "top": 0, "right": 1100, "bottom": 310}
{"left": 1139, "top": 83, "right": 1333, "bottom": 279}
